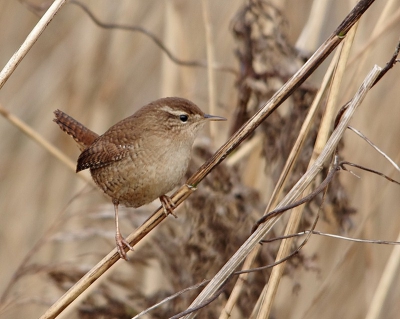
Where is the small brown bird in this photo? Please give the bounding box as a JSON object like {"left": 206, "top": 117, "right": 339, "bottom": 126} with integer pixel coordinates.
{"left": 54, "top": 97, "right": 226, "bottom": 259}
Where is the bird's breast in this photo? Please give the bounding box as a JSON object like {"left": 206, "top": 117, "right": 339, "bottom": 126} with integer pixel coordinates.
{"left": 90, "top": 136, "right": 193, "bottom": 208}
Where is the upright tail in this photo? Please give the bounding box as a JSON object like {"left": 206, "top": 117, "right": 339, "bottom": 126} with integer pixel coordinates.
{"left": 54, "top": 110, "right": 99, "bottom": 151}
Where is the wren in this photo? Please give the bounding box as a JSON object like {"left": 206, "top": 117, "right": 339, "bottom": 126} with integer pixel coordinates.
{"left": 54, "top": 97, "right": 226, "bottom": 260}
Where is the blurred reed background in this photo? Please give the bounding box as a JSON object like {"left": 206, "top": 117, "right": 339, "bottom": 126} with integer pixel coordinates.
{"left": 0, "top": 0, "right": 400, "bottom": 318}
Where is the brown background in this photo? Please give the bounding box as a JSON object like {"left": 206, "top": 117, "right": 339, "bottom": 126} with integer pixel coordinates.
{"left": 0, "top": 0, "right": 400, "bottom": 318}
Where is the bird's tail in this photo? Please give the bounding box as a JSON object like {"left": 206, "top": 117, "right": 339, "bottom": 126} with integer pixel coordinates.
{"left": 53, "top": 110, "right": 99, "bottom": 151}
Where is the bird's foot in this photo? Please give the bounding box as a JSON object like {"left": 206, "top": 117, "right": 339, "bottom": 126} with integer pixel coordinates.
{"left": 115, "top": 233, "right": 134, "bottom": 260}
{"left": 159, "top": 195, "right": 177, "bottom": 218}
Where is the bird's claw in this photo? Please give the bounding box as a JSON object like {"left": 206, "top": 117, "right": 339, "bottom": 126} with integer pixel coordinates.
{"left": 159, "top": 195, "right": 177, "bottom": 218}
{"left": 115, "top": 233, "right": 134, "bottom": 260}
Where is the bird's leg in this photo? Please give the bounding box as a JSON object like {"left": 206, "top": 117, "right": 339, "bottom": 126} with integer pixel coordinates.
{"left": 113, "top": 200, "right": 134, "bottom": 260}
{"left": 159, "top": 195, "right": 177, "bottom": 218}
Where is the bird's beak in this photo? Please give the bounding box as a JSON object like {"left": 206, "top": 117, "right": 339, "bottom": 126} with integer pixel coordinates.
{"left": 203, "top": 114, "right": 227, "bottom": 121}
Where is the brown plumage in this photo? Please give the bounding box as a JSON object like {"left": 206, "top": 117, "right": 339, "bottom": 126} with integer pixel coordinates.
{"left": 53, "top": 109, "right": 98, "bottom": 151}
{"left": 54, "top": 97, "right": 226, "bottom": 259}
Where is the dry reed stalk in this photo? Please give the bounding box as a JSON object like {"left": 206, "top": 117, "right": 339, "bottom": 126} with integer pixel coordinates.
{"left": 348, "top": 0, "right": 400, "bottom": 67}
{"left": 183, "top": 64, "right": 381, "bottom": 319}
{"left": 264, "top": 45, "right": 340, "bottom": 213}
{"left": 0, "top": 0, "right": 67, "bottom": 89}
{"left": 300, "top": 158, "right": 400, "bottom": 317}
{"left": 219, "top": 32, "right": 342, "bottom": 319}
{"left": 218, "top": 247, "right": 259, "bottom": 319}
{"left": 255, "top": 22, "right": 360, "bottom": 319}
{"left": 345, "top": 0, "right": 400, "bottom": 99}
{"left": 0, "top": 103, "right": 75, "bottom": 173}
{"left": 0, "top": 0, "right": 92, "bottom": 182}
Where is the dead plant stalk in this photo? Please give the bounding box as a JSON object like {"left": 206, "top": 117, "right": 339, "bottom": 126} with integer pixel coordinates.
{"left": 182, "top": 65, "right": 381, "bottom": 319}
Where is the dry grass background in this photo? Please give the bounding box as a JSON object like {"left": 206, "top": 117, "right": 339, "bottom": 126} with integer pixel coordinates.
{"left": 0, "top": 0, "right": 400, "bottom": 318}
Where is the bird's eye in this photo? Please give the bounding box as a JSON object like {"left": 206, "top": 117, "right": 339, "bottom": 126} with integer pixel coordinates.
{"left": 179, "top": 114, "right": 189, "bottom": 122}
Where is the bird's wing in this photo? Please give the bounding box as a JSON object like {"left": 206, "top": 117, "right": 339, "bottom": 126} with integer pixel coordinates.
{"left": 76, "top": 141, "right": 130, "bottom": 172}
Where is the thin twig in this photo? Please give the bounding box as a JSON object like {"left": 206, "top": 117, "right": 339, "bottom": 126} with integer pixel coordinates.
{"left": 253, "top": 159, "right": 400, "bottom": 231}
{"left": 252, "top": 159, "right": 339, "bottom": 232}
{"left": 335, "top": 38, "right": 400, "bottom": 128}
{"left": 169, "top": 279, "right": 230, "bottom": 319}
{"left": 18, "top": 0, "right": 53, "bottom": 14}
{"left": 347, "top": 126, "right": 400, "bottom": 172}
{"left": 0, "top": 103, "right": 92, "bottom": 183}
{"left": 340, "top": 161, "right": 400, "bottom": 185}
{"left": 262, "top": 230, "right": 400, "bottom": 246}
{"left": 348, "top": 5, "right": 400, "bottom": 68}
{"left": 69, "top": 0, "right": 236, "bottom": 75}
{"left": 371, "top": 37, "right": 400, "bottom": 85}
{"left": 0, "top": 0, "right": 67, "bottom": 89}
{"left": 0, "top": 105, "right": 71, "bottom": 171}
{"left": 132, "top": 280, "right": 210, "bottom": 319}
